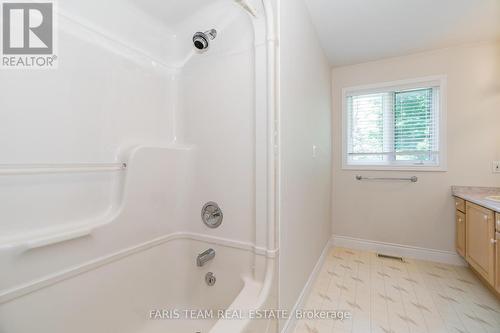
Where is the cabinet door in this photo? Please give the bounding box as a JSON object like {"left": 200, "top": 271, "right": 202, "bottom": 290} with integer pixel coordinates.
{"left": 456, "top": 210, "right": 466, "bottom": 257}
{"left": 466, "top": 202, "right": 495, "bottom": 285}
{"left": 496, "top": 231, "right": 500, "bottom": 294}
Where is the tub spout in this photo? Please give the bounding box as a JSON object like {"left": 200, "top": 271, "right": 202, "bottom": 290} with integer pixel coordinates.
{"left": 197, "top": 248, "right": 215, "bottom": 267}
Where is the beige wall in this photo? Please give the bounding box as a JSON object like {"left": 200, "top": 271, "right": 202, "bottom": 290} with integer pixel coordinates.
{"left": 332, "top": 42, "right": 500, "bottom": 252}
{"left": 279, "top": 0, "right": 332, "bottom": 323}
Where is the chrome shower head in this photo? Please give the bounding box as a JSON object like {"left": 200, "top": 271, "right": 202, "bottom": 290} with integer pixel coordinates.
{"left": 193, "top": 29, "right": 217, "bottom": 51}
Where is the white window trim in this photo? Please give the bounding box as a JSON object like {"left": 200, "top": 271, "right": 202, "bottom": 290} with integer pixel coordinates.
{"left": 341, "top": 75, "right": 447, "bottom": 172}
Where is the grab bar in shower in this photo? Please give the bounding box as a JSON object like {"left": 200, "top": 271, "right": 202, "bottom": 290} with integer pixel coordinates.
{"left": 0, "top": 163, "right": 127, "bottom": 175}
{"left": 355, "top": 175, "right": 418, "bottom": 183}
{"left": 22, "top": 227, "right": 94, "bottom": 250}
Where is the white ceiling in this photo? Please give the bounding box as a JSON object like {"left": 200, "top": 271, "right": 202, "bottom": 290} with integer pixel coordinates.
{"left": 304, "top": 0, "right": 500, "bottom": 66}
{"left": 129, "top": 0, "right": 211, "bottom": 29}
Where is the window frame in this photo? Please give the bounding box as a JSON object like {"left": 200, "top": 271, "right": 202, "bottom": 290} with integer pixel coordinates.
{"left": 341, "top": 75, "right": 447, "bottom": 172}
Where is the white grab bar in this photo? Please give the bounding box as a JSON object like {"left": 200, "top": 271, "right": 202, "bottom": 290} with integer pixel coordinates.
{"left": 0, "top": 163, "right": 127, "bottom": 175}
{"left": 22, "top": 227, "right": 93, "bottom": 250}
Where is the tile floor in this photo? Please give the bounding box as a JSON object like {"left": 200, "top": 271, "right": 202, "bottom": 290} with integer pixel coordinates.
{"left": 294, "top": 247, "right": 500, "bottom": 333}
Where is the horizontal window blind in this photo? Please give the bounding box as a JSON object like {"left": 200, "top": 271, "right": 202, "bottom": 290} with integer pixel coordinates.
{"left": 346, "top": 86, "right": 440, "bottom": 167}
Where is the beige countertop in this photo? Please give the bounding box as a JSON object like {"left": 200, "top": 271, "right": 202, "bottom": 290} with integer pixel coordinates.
{"left": 452, "top": 186, "right": 500, "bottom": 213}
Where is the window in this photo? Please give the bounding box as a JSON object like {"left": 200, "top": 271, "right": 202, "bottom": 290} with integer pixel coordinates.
{"left": 342, "top": 77, "right": 446, "bottom": 171}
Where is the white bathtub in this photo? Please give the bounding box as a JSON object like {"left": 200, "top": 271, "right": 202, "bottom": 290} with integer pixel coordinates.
{"left": 0, "top": 235, "right": 276, "bottom": 333}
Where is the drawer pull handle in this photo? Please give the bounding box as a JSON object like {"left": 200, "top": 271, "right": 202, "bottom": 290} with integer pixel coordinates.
{"left": 458, "top": 218, "right": 462, "bottom": 222}
{"left": 490, "top": 239, "right": 497, "bottom": 244}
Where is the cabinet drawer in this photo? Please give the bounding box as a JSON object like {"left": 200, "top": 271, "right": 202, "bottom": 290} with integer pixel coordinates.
{"left": 454, "top": 197, "right": 466, "bottom": 213}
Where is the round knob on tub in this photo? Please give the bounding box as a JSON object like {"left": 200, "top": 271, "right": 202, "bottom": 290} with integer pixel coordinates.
{"left": 205, "top": 272, "right": 216, "bottom": 286}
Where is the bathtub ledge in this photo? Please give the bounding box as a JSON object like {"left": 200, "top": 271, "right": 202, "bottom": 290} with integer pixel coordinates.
{"left": 0, "top": 231, "right": 274, "bottom": 304}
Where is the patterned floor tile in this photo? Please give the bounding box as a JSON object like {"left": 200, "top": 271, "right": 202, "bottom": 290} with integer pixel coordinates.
{"left": 293, "top": 247, "right": 500, "bottom": 333}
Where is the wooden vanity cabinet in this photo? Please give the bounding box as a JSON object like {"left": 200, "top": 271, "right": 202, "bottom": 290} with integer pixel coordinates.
{"left": 466, "top": 202, "right": 495, "bottom": 285}
{"left": 455, "top": 197, "right": 500, "bottom": 296}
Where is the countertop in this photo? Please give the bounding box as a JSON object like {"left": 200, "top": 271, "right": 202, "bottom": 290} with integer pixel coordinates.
{"left": 452, "top": 186, "right": 500, "bottom": 213}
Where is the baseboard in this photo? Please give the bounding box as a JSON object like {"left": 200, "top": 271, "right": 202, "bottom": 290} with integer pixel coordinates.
{"left": 280, "top": 240, "right": 332, "bottom": 333}
{"left": 332, "top": 234, "right": 466, "bottom": 266}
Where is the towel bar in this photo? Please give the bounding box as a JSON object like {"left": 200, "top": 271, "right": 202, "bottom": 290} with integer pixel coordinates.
{"left": 355, "top": 175, "right": 418, "bottom": 183}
